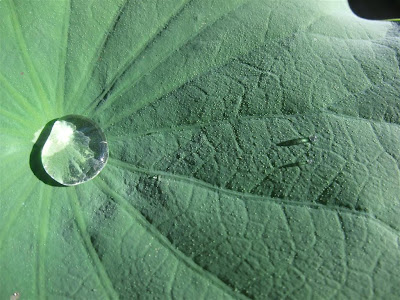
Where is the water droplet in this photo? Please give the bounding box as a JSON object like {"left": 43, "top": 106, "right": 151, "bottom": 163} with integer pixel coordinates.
{"left": 277, "top": 134, "right": 317, "bottom": 147}
{"left": 308, "top": 135, "right": 317, "bottom": 143}
{"left": 10, "top": 292, "right": 20, "bottom": 300}
{"left": 41, "top": 115, "right": 108, "bottom": 186}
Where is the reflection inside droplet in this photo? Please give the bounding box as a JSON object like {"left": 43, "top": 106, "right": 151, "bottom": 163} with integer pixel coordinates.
{"left": 41, "top": 115, "right": 108, "bottom": 186}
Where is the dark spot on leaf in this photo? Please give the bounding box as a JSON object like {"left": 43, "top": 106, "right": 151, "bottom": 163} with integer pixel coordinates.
{"left": 96, "top": 199, "right": 117, "bottom": 221}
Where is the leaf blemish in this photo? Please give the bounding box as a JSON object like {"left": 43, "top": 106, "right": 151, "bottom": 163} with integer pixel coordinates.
{"left": 277, "top": 135, "right": 317, "bottom": 147}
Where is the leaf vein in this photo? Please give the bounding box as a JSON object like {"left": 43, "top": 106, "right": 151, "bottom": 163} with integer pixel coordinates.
{"left": 0, "top": 72, "right": 38, "bottom": 118}
{"left": 108, "top": 157, "right": 400, "bottom": 237}
{"left": 6, "top": 0, "right": 51, "bottom": 114}
{"left": 98, "top": 1, "right": 253, "bottom": 127}
{"left": 55, "top": 0, "right": 71, "bottom": 115}
{"left": 37, "top": 186, "right": 51, "bottom": 299}
{"left": 94, "top": 176, "right": 249, "bottom": 300}
{"left": 84, "top": 0, "right": 192, "bottom": 115}
{"left": 70, "top": 188, "right": 119, "bottom": 299}
{"left": 65, "top": 0, "right": 129, "bottom": 113}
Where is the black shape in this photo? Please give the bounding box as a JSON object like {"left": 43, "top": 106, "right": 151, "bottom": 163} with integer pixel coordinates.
{"left": 29, "top": 119, "right": 65, "bottom": 187}
{"left": 349, "top": 0, "right": 400, "bottom": 20}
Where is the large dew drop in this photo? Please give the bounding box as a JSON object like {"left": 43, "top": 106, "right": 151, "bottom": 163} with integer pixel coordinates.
{"left": 41, "top": 115, "right": 108, "bottom": 186}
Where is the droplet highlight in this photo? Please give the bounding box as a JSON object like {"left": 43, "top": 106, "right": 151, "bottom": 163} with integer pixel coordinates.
{"left": 10, "top": 292, "right": 20, "bottom": 300}
{"left": 41, "top": 115, "right": 108, "bottom": 186}
{"left": 277, "top": 135, "right": 317, "bottom": 147}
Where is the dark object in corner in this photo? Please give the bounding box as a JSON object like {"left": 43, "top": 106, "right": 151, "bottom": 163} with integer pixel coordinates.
{"left": 349, "top": 0, "right": 400, "bottom": 20}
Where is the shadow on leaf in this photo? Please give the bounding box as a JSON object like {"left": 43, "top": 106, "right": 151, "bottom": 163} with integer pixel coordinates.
{"left": 29, "top": 119, "right": 65, "bottom": 187}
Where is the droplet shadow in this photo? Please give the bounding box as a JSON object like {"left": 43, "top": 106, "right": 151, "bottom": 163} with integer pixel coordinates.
{"left": 29, "top": 119, "right": 65, "bottom": 187}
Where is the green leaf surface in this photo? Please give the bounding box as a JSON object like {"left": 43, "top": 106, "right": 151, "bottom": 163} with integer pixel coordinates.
{"left": 1, "top": 0, "right": 400, "bottom": 299}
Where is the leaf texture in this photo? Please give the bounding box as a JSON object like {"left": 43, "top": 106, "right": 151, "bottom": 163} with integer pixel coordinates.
{"left": 0, "top": 0, "right": 399, "bottom": 299}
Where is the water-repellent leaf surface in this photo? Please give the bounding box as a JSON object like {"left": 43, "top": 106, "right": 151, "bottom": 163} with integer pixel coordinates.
{"left": 1, "top": 0, "right": 400, "bottom": 299}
